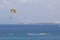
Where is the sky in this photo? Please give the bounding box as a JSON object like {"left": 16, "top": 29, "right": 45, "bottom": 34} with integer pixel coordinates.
{"left": 0, "top": 0, "right": 60, "bottom": 24}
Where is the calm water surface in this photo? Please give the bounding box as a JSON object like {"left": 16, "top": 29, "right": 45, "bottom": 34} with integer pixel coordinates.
{"left": 0, "top": 24, "right": 60, "bottom": 40}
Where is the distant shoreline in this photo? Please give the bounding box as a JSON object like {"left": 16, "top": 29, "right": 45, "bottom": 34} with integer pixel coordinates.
{"left": 0, "top": 23, "right": 60, "bottom": 25}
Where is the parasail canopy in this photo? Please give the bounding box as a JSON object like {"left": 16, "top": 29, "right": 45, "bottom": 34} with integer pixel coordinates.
{"left": 10, "top": 9, "right": 16, "bottom": 14}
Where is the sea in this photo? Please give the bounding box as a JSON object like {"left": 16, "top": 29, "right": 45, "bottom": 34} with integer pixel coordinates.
{"left": 0, "top": 24, "right": 60, "bottom": 40}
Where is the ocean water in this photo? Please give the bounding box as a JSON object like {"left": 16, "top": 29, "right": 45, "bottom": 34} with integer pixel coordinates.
{"left": 0, "top": 24, "right": 60, "bottom": 40}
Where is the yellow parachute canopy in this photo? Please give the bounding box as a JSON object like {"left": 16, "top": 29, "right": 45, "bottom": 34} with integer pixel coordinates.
{"left": 10, "top": 9, "right": 16, "bottom": 14}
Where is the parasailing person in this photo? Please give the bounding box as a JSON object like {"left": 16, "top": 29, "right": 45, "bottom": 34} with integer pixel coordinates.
{"left": 9, "top": 8, "right": 16, "bottom": 19}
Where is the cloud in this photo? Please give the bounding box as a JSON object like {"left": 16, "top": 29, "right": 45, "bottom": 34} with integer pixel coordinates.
{"left": 2, "top": 0, "right": 11, "bottom": 5}
{"left": 48, "top": 0, "right": 55, "bottom": 10}
{"left": 0, "top": 0, "right": 41, "bottom": 7}
{"left": 0, "top": 0, "right": 14, "bottom": 9}
{"left": 0, "top": 0, "right": 8, "bottom": 9}
{"left": 0, "top": 4, "right": 4, "bottom": 9}
{"left": 48, "top": 4, "right": 55, "bottom": 10}
{"left": 18, "top": 0, "right": 28, "bottom": 3}
{"left": 14, "top": 0, "right": 41, "bottom": 4}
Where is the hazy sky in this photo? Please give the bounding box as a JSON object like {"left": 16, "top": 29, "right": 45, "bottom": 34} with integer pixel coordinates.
{"left": 0, "top": 0, "right": 60, "bottom": 24}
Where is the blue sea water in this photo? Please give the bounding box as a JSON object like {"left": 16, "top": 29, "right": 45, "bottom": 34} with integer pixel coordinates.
{"left": 0, "top": 24, "right": 60, "bottom": 40}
